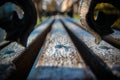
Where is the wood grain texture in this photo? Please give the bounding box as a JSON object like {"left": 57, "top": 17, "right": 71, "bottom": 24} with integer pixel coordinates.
{"left": 27, "top": 19, "right": 96, "bottom": 80}
{"left": 12, "top": 17, "right": 54, "bottom": 80}
{"left": 61, "top": 18, "right": 120, "bottom": 78}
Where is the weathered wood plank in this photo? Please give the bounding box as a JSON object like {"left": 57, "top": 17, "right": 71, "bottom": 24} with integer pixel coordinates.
{"left": 0, "top": 42, "right": 25, "bottom": 64}
{"left": 27, "top": 17, "right": 54, "bottom": 46}
{"left": 66, "top": 17, "right": 120, "bottom": 49}
{"left": 12, "top": 17, "right": 54, "bottom": 80}
{"left": 0, "top": 17, "right": 54, "bottom": 80}
{"left": 0, "top": 42, "right": 25, "bottom": 80}
{"left": 27, "top": 19, "right": 96, "bottom": 80}
{"left": 61, "top": 18, "right": 120, "bottom": 79}
{"left": 65, "top": 17, "right": 81, "bottom": 26}
{"left": 103, "top": 30, "right": 120, "bottom": 49}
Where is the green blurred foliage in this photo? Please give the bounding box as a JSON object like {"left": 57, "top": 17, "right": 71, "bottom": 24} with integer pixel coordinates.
{"left": 37, "top": 17, "right": 47, "bottom": 25}
{"left": 73, "top": 13, "right": 80, "bottom": 20}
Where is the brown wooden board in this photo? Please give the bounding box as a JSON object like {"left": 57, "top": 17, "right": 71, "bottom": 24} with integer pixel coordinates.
{"left": 61, "top": 18, "right": 120, "bottom": 79}
{"left": 27, "top": 19, "right": 96, "bottom": 80}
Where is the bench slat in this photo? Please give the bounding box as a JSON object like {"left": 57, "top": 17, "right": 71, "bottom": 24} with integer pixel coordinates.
{"left": 0, "top": 17, "right": 54, "bottom": 80}
{"left": 0, "top": 42, "right": 25, "bottom": 64}
{"left": 27, "top": 19, "right": 96, "bottom": 80}
{"left": 61, "top": 18, "right": 120, "bottom": 79}
{"left": 0, "top": 42, "right": 25, "bottom": 79}
{"left": 27, "top": 17, "right": 54, "bottom": 46}
{"left": 103, "top": 30, "right": 120, "bottom": 49}
{"left": 66, "top": 17, "right": 120, "bottom": 49}
{"left": 12, "top": 17, "right": 54, "bottom": 80}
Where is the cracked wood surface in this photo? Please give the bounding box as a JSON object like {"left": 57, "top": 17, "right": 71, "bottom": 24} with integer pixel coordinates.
{"left": 61, "top": 18, "right": 120, "bottom": 77}
{"left": 27, "top": 19, "right": 96, "bottom": 80}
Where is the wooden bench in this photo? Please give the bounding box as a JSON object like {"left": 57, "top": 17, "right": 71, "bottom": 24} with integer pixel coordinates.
{"left": 27, "top": 18, "right": 96, "bottom": 80}
{"left": 0, "top": 16, "right": 120, "bottom": 80}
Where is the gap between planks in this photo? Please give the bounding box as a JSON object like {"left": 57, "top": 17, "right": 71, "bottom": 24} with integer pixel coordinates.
{"left": 27, "top": 18, "right": 96, "bottom": 80}
{"left": 61, "top": 18, "right": 120, "bottom": 79}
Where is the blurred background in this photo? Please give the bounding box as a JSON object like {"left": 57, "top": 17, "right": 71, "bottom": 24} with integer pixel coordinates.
{"left": 32, "top": 0, "right": 120, "bottom": 30}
